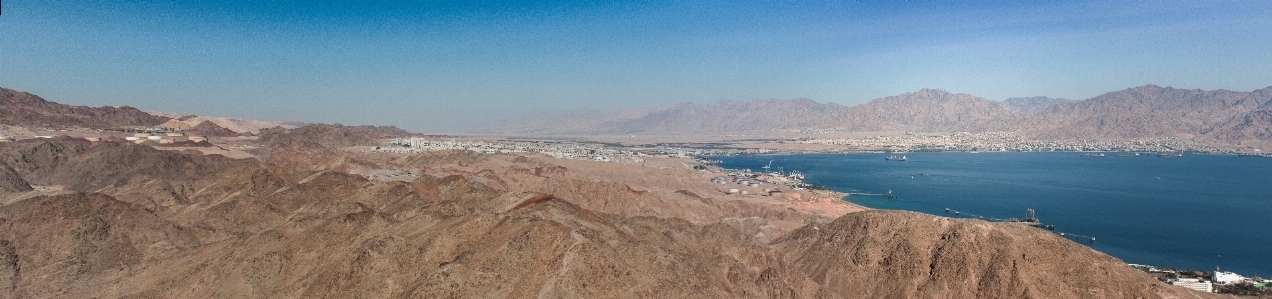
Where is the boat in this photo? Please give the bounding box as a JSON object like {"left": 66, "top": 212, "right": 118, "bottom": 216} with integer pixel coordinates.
{"left": 1115, "top": 152, "right": 1141, "bottom": 157}
{"left": 1158, "top": 153, "right": 1184, "bottom": 158}
{"left": 1079, "top": 153, "right": 1105, "bottom": 158}
{"left": 885, "top": 155, "right": 907, "bottom": 161}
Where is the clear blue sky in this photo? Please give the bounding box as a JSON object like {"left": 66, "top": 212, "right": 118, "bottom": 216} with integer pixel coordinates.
{"left": 3, "top": 1, "right": 1270, "bottom": 132}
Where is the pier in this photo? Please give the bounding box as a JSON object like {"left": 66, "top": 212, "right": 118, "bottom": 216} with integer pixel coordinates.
{"left": 945, "top": 208, "right": 1096, "bottom": 243}
{"left": 848, "top": 190, "right": 894, "bottom": 198}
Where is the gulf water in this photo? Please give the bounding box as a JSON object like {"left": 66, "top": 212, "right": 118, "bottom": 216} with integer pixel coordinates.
{"left": 715, "top": 152, "right": 1272, "bottom": 277}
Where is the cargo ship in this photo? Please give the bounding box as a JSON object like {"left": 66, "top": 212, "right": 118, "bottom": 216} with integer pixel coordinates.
{"left": 885, "top": 155, "right": 906, "bottom": 161}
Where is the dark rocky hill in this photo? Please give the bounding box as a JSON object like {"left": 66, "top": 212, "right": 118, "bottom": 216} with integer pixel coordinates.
{"left": 0, "top": 88, "right": 168, "bottom": 128}
{"left": 0, "top": 138, "right": 249, "bottom": 191}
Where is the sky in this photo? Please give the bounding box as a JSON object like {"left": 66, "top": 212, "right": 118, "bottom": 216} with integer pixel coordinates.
{"left": 2, "top": 0, "right": 1271, "bottom": 133}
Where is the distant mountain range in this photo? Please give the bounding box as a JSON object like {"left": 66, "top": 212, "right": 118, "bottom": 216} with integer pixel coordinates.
{"left": 497, "top": 85, "right": 1272, "bottom": 147}
{"left": 4, "top": 85, "right": 1271, "bottom": 148}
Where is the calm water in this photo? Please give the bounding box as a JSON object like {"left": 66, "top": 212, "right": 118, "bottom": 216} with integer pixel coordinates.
{"left": 715, "top": 152, "right": 1272, "bottom": 277}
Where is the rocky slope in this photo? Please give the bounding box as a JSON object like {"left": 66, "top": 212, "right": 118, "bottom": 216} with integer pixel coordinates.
{"left": 1201, "top": 110, "right": 1272, "bottom": 148}
{"left": 1027, "top": 85, "right": 1270, "bottom": 140}
{"left": 774, "top": 210, "right": 1219, "bottom": 298}
{"left": 0, "top": 138, "right": 250, "bottom": 191}
{"left": 0, "top": 88, "right": 168, "bottom": 128}
{"left": 0, "top": 136, "right": 1224, "bottom": 298}
{"left": 250, "top": 124, "right": 411, "bottom": 170}
{"left": 0, "top": 164, "right": 1218, "bottom": 298}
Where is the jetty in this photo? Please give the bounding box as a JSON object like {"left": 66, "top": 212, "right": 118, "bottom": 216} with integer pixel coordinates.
{"left": 848, "top": 190, "right": 894, "bottom": 198}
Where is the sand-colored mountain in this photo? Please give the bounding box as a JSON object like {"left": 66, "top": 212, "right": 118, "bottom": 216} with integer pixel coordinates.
{"left": 0, "top": 127, "right": 1225, "bottom": 298}
{"left": 152, "top": 112, "right": 300, "bottom": 134}
{"left": 774, "top": 210, "right": 1220, "bottom": 298}
{"left": 0, "top": 162, "right": 1221, "bottom": 298}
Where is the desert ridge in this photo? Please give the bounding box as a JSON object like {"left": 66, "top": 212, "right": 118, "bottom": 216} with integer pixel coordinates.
{"left": 0, "top": 87, "right": 1232, "bottom": 298}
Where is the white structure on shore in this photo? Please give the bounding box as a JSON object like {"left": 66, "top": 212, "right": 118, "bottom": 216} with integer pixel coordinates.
{"left": 1214, "top": 268, "right": 1247, "bottom": 284}
{"left": 1171, "top": 278, "right": 1214, "bottom": 293}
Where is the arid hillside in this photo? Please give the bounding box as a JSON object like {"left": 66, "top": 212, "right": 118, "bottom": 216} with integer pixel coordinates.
{"left": 0, "top": 126, "right": 1226, "bottom": 298}
{"left": 0, "top": 88, "right": 169, "bottom": 128}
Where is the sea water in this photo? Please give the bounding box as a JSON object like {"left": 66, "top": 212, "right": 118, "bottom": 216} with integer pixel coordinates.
{"left": 714, "top": 152, "right": 1272, "bottom": 277}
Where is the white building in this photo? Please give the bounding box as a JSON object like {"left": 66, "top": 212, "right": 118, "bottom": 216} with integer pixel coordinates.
{"left": 1214, "top": 270, "right": 1247, "bottom": 284}
{"left": 1171, "top": 278, "right": 1213, "bottom": 293}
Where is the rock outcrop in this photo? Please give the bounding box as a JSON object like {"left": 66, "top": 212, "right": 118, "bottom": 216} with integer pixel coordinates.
{"left": 774, "top": 210, "right": 1218, "bottom": 299}
{"left": 0, "top": 138, "right": 249, "bottom": 191}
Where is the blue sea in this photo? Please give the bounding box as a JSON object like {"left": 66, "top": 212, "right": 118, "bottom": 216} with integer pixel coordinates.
{"left": 714, "top": 152, "right": 1272, "bottom": 277}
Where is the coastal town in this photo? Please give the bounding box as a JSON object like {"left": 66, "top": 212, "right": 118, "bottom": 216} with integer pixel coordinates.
{"left": 1130, "top": 264, "right": 1271, "bottom": 295}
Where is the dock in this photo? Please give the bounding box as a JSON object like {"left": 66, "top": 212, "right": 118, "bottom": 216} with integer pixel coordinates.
{"left": 848, "top": 190, "right": 894, "bottom": 197}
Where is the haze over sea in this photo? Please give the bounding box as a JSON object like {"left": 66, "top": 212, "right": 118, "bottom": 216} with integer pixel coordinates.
{"left": 716, "top": 152, "right": 1272, "bottom": 277}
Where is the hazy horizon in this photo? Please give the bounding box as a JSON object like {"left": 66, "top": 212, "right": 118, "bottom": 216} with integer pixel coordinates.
{"left": 3, "top": 1, "right": 1270, "bottom": 133}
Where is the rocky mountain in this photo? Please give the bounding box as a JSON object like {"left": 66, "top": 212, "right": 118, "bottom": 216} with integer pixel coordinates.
{"left": 498, "top": 85, "right": 1272, "bottom": 147}
{"left": 251, "top": 124, "right": 412, "bottom": 170}
{"left": 837, "top": 89, "right": 1025, "bottom": 132}
{"left": 1027, "top": 85, "right": 1270, "bottom": 140}
{"left": 774, "top": 210, "right": 1203, "bottom": 298}
{"left": 499, "top": 89, "right": 1024, "bottom": 135}
{"left": 0, "top": 138, "right": 250, "bottom": 191}
{"left": 0, "top": 88, "right": 168, "bottom": 128}
{"left": 0, "top": 149, "right": 1218, "bottom": 298}
{"left": 1000, "top": 96, "right": 1075, "bottom": 114}
{"left": 1200, "top": 110, "right": 1272, "bottom": 147}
